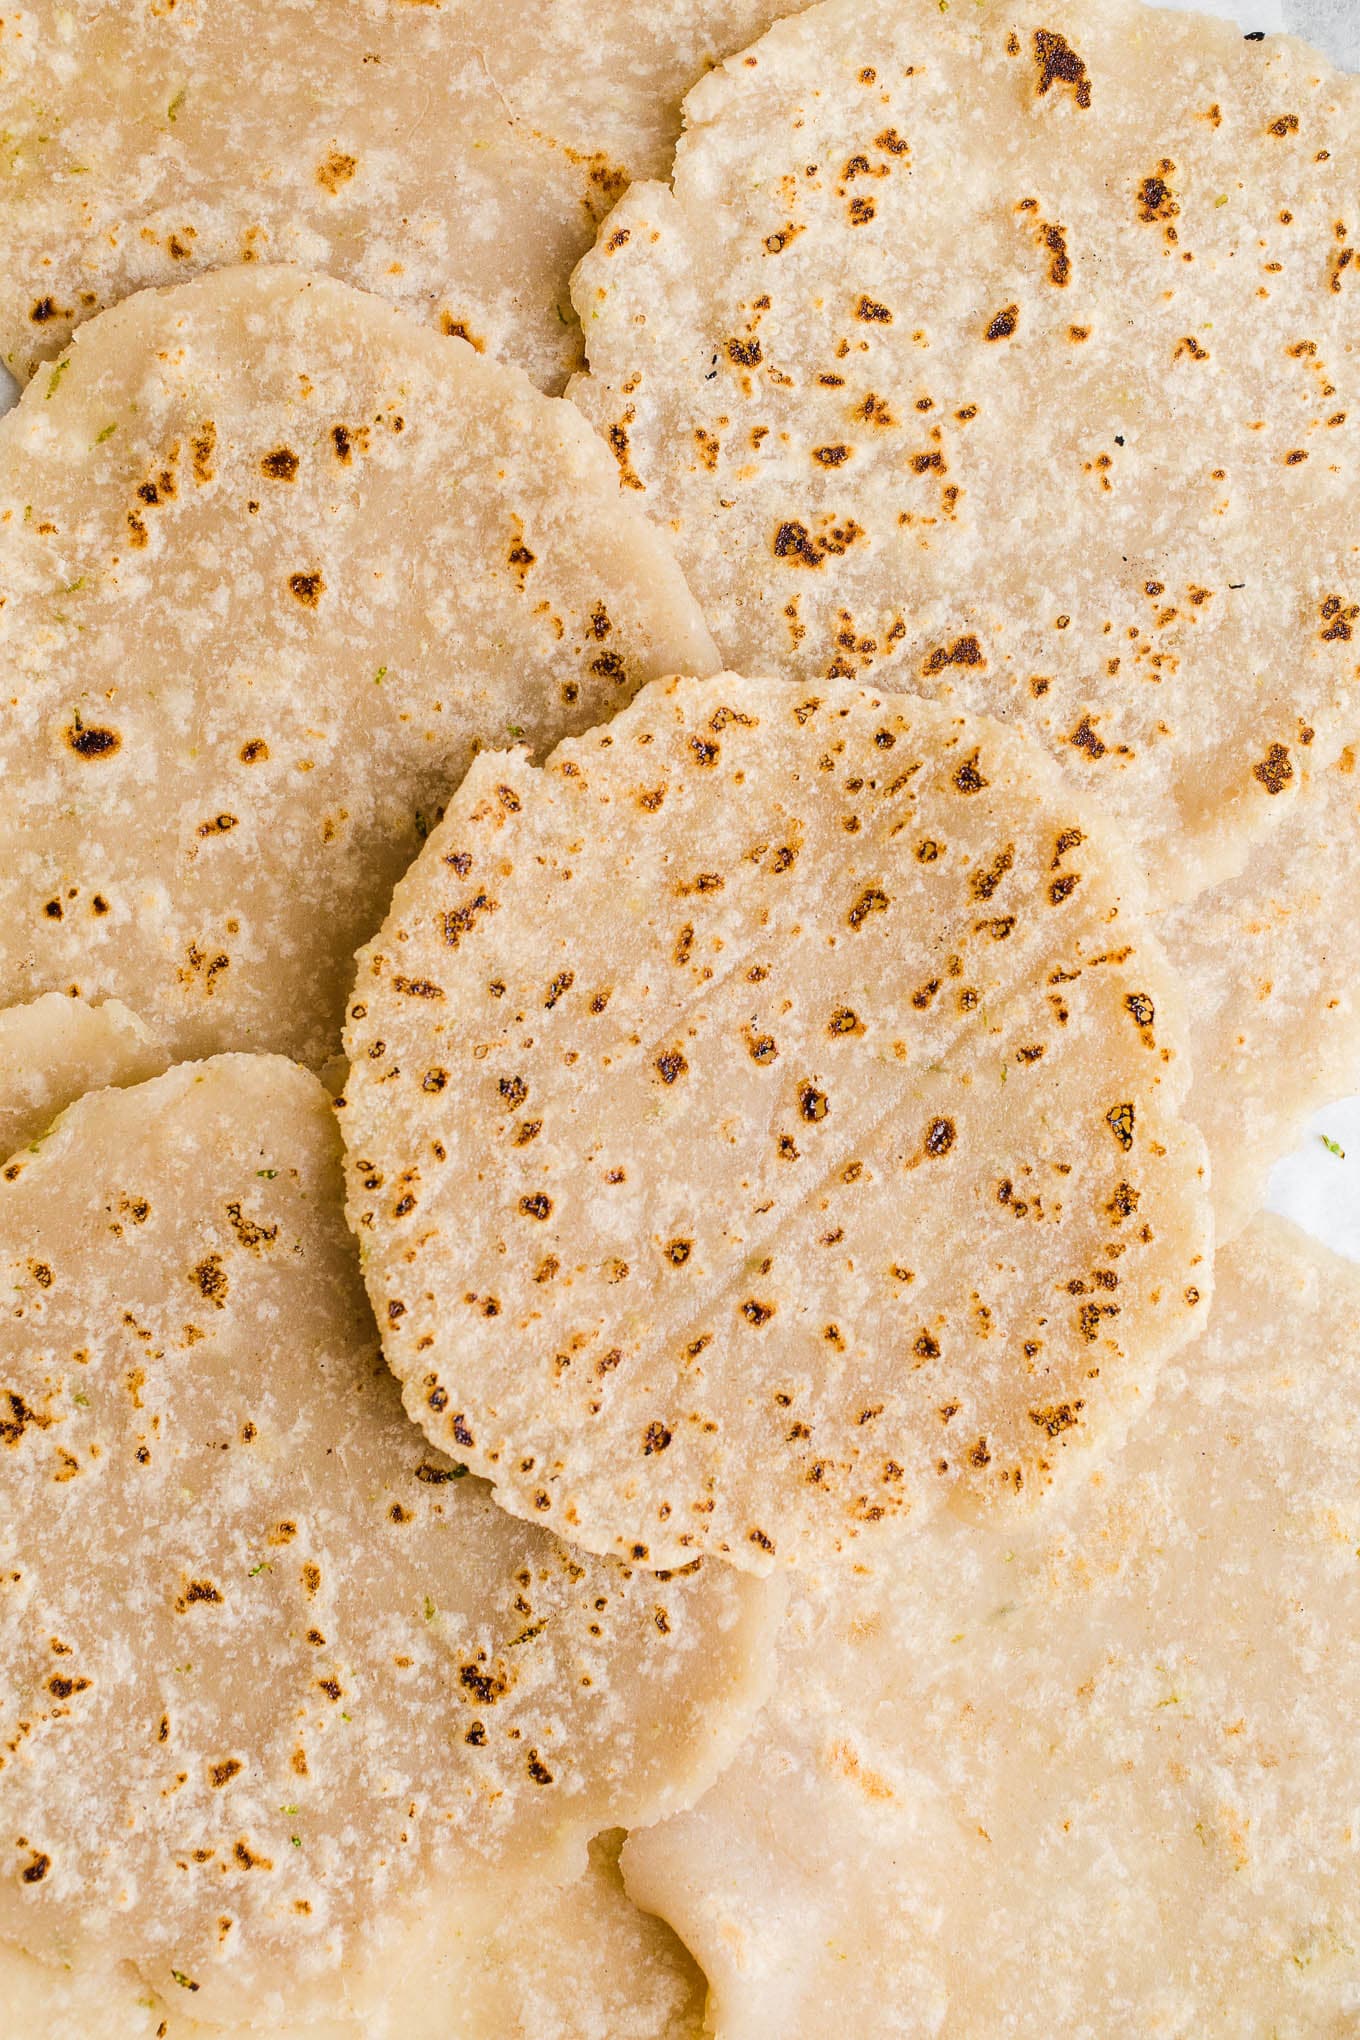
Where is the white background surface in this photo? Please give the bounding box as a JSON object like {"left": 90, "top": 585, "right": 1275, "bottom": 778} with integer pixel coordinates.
{"left": 1, "top": 0, "right": 1354, "bottom": 1252}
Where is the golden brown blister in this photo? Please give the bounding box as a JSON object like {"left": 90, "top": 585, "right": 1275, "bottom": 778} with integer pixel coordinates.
{"left": 0, "top": 0, "right": 797, "bottom": 394}
{"left": 0, "top": 266, "right": 716, "bottom": 1067}
{"left": 0, "top": 1056, "right": 776, "bottom": 2023}
{"left": 624, "top": 1216, "right": 1360, "bottom": 2036}
{"left": 570, "top": 0, "right": 1360, "bottom": 904}
{"left": 342, "top": 674, "right": 1210, "bottom": 1574}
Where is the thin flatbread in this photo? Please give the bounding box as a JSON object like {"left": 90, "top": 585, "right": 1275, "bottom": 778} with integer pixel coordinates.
{"left": 0, "top": 265, "right": 716, "bottom": 1067}
{"left": 0, "top": 1055, "right": 776, "bottom": 2024}
{"left": 3, "top": 1833, "right": 706, "bottom": 2040}
{"left": 1164, "top": 741, "right": 1360, "bottom": 1238}
{"left": 570, "top": 0, "right": 1360, "bottom": 904}
{"left": 0, "top": 994, "right": 168, "bottom": 1160}
{"left": 624, "top": 1214, "right": 1360, "bottom": 2036}
{"left": 342, "top": 673, "right": 1210, "bottom": 1574}
{"left": 0, "top": 0, "right": 797, "bottom": 394}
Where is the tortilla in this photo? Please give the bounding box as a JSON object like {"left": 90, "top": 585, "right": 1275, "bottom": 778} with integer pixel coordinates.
{"left": 623, "top": 1214, "right": 1360, "bottom": 2035}
{"left": 569, "top": 0, "right": 1360, "bottom": 905}
{"left": 1163, "top": 741, "right": 1360, "bottom": 1238}
{"left": 0, "top": 1055, "right": 777, "bottom": 2024}
{"left": 0, "top": 994, "right": 168, "bottom": 1161}
{"left": 341, "top": 673, "right": 1211, "bottom": 1574}
{"left": 0, "top": 0, "right": 797, "bottom": 395}
{"left": 4, "top": 1832, "right": 705, "bottom": 2040}
{"left": 0, "top": 265, "right": 716, "bottom": 1068}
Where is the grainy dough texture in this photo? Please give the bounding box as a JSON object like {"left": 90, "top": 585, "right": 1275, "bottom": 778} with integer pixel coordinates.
{"left": 1, "top": 1832, "right": 706, "bottom": 2039}
{"left": 570, "top": 0, "right": 1360, "bottom": 904}
{"left": 0, "top": 1056, "right": 776, "bottom": 2024}
{"left": 1164, "top": 741, "right": 1360, "bottom": 1238}
{"left": 0, "top": 265, "right": 716, "bottom": 1067}
{"left": 623, "top": 1216, "right": 1360, "bottom": 2037}
{"left": 0, "top": 994, "right": 168, "bottom": 1160}
{"left": 0, "top": 0, "right": 797, "bottom": 393}
{"left": 342, "top": 674, "right": 1210, "bottom": 1574}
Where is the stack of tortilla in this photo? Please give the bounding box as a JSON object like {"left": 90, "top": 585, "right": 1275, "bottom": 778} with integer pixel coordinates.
{"left": 1, "top": 2, "right": 1357, "bottom": 2032}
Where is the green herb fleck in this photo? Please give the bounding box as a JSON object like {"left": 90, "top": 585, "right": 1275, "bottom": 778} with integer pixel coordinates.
{"left": 506, "top": 723, "right": 525, "bottom": 739}
{"left": 1215, "top": 194, "right": 1229, "bottom": 207}
{"left": 423, "top": 1595, "right": 437, "bottom": 1621}
{"left": 280, "top": 1804, "right": 299, "bottom": 1815}
{"left": 290, "top": 1835, "right": 302, "bottom": 1847}
{"left": 72, "top": 1391, "right": 89, "bottom": 1407}
{"left": 248, "top": 1562, "right": 270, "bottom": 1577}
{"left": 256, "top": 1167, "right": 277, "bottom": 1178}
{"left": 59, "top": 576, "right": 84, "bottom": 595}
{"left": 168, "top": 87, "right": 186, "bottom": 122}
{"left": 414, "top": 811, "right": 429, "bottom": 841}
{"left": 1321, "top": 1134, "right": 1346, "bottom": 1158}
{"left": 340, "top": 1711, "right": 352, "bottom": 1722}
{"left": 171, "top": 1971, "right": 199, "bottom": 1993}
{"left": 45, "top": 358, "right": 69, "bottom": 399}
{"left": 374, "top": 665, "right": 387, "bottom": 684}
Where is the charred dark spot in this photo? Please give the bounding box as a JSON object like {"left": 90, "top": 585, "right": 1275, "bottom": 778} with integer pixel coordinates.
{"left": 499, "top": 1076, "right": 528, "bottom": 1106}
{"left": 800, "top": 1085, "right": 829, "bottom": 1122}
{"left": 742, "top": 1299, "right": 776, "bottom": 1326}
{"left": 260, "top": 447, "right": 298, "bottom": 481}
{"left": 656, "top": 1049, "right": 689, "bottom": 1085}
{"left": 518, "top": 1193, "right": 553, "bottom": 1221}
{"left": 643, "top": 1421, "right": 672, "bottom": 1454}
{"left": 288, "top": 571, "right": 323, "bottom": 607}
{"left": 1125, "top": 992, "right": 1155, "bottom": 1027}
{"left": 848, "top": 885, "right": 889, "bottom": 929}
{"left": 727, "top": 337, "right": 763, "bottom": 367}
{"left": 1106, "top": 1102, "right": 1135, "bottom": 1151}
{"left": 1049, "top": 873, "right": 1080, "bottom": 905}
{"left": 985, "top": 305, "right": 1019, "bottom": 342}
{"left": 1033, "top": 27, "right": 1091, "bottom": 107}
{"left": 774, "top": 520, "right": 824, "bottom": 568}
{"left": 1070, "top": 716, "right": 1107, "bottom": 759}
{"left": 953, "top": 752, "right": 988, "bottom": 794}
{"left": 1253, "top": 743, "right": 1293, "bottom": 795}
{"left": 923, "top": 635, "right": 985, "bottom": 676}
{"left": 924, "top": 1117, "right": 956, "bottom": 1158}
{"left": 855, "top": 295, "right": 893, "bottom": 323}
{"left": 66, "top": 724, "right": 121, "bottom": 760}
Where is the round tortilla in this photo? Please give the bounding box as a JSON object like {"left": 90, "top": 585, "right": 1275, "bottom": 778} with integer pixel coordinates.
{"left": 623, "top": 1214, "right": 1360, "bottom": 2035}
{"left": 0, "top": 994, "right": 168, "bottom": 1162}
{"left": 0, "top": 0, "right": 796, "bottom": 395}
{"left": 569, "top": 0, "right": 1360, "bottom": 905}
{"left": 0, "top": 1055, "right": 776, "bottom": 2023}
{"left": 0, "top": 265, "right": 716, "bottom": 1068}
{"left": 341, "top": 673, "right": 1211, "bottom": 1574}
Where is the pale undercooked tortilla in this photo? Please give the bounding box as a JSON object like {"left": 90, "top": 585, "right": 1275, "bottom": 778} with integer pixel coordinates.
{"left": 624, "top": 1214, "right": 1360, "bottom": 2036}
{"left": 1164, "top": 741, "right": 1360, "bottom": 1238}
{"left": 341, "top": 674, "right": 1210, "bottom": 1574}
{"left": 0, "top": 265, "right": 716, "bottom": 1068}
{"left": 570, "top": 0, "right": 1360, "bottom": 905}
{"left": 0, "top": 0, "right": 797, "bottom": 395}
{"left": 0, "top": 1056, "right": 776, "bottom": 2024}
{"left": 2, "top": 1832, "right": 705, "bottom": 2040}
{"left": 0, "top": 993, "right": 168, "bottom": 1161}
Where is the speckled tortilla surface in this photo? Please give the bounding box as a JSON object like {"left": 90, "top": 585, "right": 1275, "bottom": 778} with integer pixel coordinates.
{"left": 1163, "top": 740, "right": 1360, "bottom": 1238}
{"left": 341, "top": 673, "right": 1210, "bottom": 1574}
{"left": 570, "top": 0, "right": 1360, "bottom": 905}
{"left": 0, "top": 0, "right": 797, "bottom": 394}
{"left": 0, "top": 1055, "right": 777, "bottom": 2023}
{"left": 2, "top": 1832, "right": 706, "bottom": 2039}
{"left": 0, "top": 264, "right": 716, "bottom": 1068}
{"left": 623, "top": 1214, "right": 1360, "bottom": 2036}
{"left": 0, "top": 995, "right": 169, "bottom": 1162}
